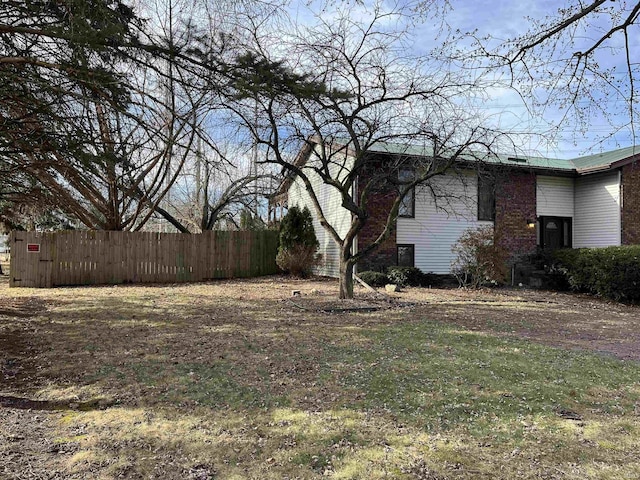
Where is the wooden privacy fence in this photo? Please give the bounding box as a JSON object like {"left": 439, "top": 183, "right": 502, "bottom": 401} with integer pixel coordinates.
{"left": 9, "top": 230, "right": 279, "bottom": 288}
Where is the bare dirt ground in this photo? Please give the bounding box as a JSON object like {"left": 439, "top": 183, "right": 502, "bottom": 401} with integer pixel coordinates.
{"left": 0, "top": 273, "right": 639, "bottom": 479}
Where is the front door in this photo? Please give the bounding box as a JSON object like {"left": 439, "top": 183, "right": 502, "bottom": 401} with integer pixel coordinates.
{"left": 543, "top": 217, "right": 562, "bottom": 250}
{"left": 540, "top": 216, "right": 572, "bottom": 250}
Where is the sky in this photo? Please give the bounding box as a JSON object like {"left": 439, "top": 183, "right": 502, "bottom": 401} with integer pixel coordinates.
{"left": 286, "top": 0, "right": 639, "bottom": 160}
{"left": 436, "top": 0, "right": 640, "bottom": 159}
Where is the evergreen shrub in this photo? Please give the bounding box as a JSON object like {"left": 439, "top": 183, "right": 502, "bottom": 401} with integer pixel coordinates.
{"left": 276, "top": 205, "right": 321, "bottom": 277}
{"left": 386, "top": 266, "right": 429, "bottom": 286}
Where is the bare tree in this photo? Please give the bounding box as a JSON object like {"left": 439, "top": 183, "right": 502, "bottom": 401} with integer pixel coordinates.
{"left": 168, "top": 140, "right": 279, "bottom": 231}
{"left": 0, "top": 0, "right": 231, "bottom": 231}
{"left": 225, "top": 1, "right": 512, "bottom": 298}
{"left": 464, "top": 1, "right": 640, "bottom": 147}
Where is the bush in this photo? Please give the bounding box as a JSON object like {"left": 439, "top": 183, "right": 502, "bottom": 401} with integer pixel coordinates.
{"left": 276, "top": 244, "right": 322, "bottom": 277}
{"left": 276, "top": 206, "right": 321, "bottom": 277}
{"left": 386, "top": 266, "right": 429, "bottom": 287}
{"left": 358, "top": 271, "right": 389, "bottom": 287}
{"left": 553, "top": 245, "right": 640, "bottom": 302}
{"left": 451, "top": 226, "right": 508, "bottom": 288}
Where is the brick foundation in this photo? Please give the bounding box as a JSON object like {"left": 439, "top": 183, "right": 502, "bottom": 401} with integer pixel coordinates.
{"left": 495, "top": 170, "right": 537, "bottom": 261}
{"left": 622, "top": 160, "right": 640, "bottom": 245}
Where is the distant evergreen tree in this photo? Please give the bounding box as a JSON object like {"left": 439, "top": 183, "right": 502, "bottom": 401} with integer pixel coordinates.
{"left": 239, "top": 209, "right": 266, "bottom": 231}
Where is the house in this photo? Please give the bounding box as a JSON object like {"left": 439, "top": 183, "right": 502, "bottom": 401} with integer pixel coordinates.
{"left": 270, "top": 140, "right": 640, "bottom": 278}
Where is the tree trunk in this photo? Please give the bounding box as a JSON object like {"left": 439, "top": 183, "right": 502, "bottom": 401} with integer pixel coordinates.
{"left": 338, "top": 257, "right": 355, "bottom": 299}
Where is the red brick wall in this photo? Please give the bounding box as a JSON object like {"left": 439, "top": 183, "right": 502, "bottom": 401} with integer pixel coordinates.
{"left": 495, "top": 170, "right": 537, "bottom": 260}
{"left": 356, "top": 170, "right": 397, "bottom": 273}
{"left": 621, "top": 161, "right": 640, "bottom": 244}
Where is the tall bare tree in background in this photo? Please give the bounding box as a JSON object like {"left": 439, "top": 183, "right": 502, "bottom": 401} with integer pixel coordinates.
{"left": 155, "top": 0, "right": 287, "bottom": 233}
{"left": 0, "top": 0, "right": 282, "bottom": 232}
{"left": 168, "top": 138, "right": 278, "bottom": 231}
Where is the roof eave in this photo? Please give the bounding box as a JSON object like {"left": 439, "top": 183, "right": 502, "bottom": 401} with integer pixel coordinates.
{"left": 576, "top": 164, "right": 613, "bottom": 175}
{"left": 269, "top": 139, "right": 318, "bottom": 198}
{"left": 457, "top": 159, "right": 576, "bottom": 176}
{"left": 610, "top": 153, "right": 640, "bottom": 170}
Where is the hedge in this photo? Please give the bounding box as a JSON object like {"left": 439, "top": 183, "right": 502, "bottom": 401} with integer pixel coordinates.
{"left": 386, "top": 266, "right": 427, "bottom": 286}
{"left": 553, "top": 245, "right": 640, "bottom": 302}
{"left": 358, "top": 268, "right": 451, "bottom": 288}
{"left": 358, "top": 271, "right": 389, "bottom": 287}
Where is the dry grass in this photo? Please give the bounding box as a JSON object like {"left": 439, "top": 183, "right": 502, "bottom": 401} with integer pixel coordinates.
{"left": 1, "top": 276, "right": 639, "bottom": 479}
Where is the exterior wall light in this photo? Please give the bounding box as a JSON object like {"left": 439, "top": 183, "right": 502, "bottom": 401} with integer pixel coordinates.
{"left": 526, "top": 219, "right": 536, "bottom": 228}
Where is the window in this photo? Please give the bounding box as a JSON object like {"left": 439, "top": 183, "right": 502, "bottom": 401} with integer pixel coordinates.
{"left": 563, "top": 220, "right": 572, "bottom": 247}
{"left": 398, "top": 168, "right": 415, "bottom": 218}
{"left": 477, "top": 175, "right": 495, "bottom": 221}
{"left": 397, "top": 244, "right": 415, "bottom": 267}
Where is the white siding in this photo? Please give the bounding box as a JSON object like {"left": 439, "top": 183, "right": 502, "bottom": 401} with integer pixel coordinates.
{"left": 288, "top": 149, "right": 354, "bottom": 277}
{"left": 397, "top": 171, "right": 492, "bottom": 274}
{"left": 537, "top": 176, "right": 575, "bottom": 217}
{"left": 574, "top": 171, "right": 621, "bottom": 247}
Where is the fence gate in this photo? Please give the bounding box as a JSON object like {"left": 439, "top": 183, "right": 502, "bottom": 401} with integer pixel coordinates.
{"left": 10, "top": 231, "right": 54, "bottom": 287}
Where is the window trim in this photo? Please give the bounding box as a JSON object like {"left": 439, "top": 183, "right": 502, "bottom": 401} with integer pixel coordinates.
{"left": 397, "top": 244, "right": 415, "bottom": 267}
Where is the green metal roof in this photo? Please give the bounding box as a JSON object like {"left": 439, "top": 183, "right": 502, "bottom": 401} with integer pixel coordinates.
{"left": 275, "top": 139, "right": 640, "bottom": 197}
{"left": 474, "top": 153, "right": 574, "bottom": 171}
{"left": 570, "top": 145, "right": 640, "bottom": 170}
{"left": 361, "top": 140, "right": 640, "bottom": 174}
{"left": 364, "top": 140, "right": 435, "bottom": 157}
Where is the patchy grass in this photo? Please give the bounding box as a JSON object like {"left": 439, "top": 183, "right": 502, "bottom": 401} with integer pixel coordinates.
{"left": 1, "top": 277, "right": 639, "bottom": 479}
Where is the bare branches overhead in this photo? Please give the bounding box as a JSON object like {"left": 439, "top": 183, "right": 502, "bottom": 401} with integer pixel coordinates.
{"left": 462, "top": 1, "right": 640, "bottom": 146}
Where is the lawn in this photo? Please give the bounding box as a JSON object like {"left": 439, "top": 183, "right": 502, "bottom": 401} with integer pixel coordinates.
{"left": 1, "top": 274, "right": 639, "bottom": 479}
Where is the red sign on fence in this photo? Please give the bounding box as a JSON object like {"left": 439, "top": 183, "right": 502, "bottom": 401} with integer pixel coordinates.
{"left": 27, "top": 243, "right": 40, "bottom": 253}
